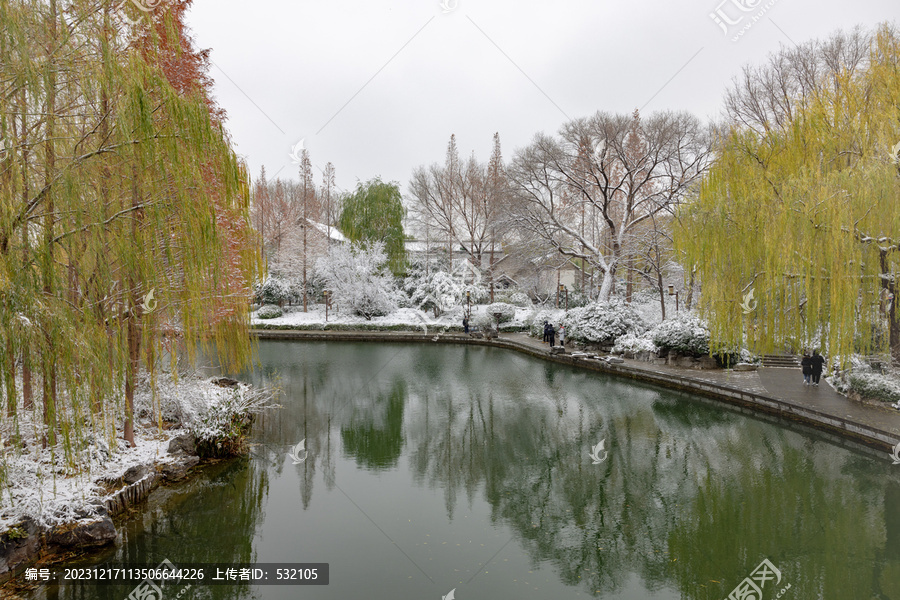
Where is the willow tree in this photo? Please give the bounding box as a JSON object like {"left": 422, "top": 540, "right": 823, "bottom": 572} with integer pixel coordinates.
{"left": 675, "top": 24, "right": 900, "bottom": 365}
{"left": 339, "top": 178, "right": 406, "bottom": 275}
{"left": 0, "top": 0, "right": 262, "bottom": 458}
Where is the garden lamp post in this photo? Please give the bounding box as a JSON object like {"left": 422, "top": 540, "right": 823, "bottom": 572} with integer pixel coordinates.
{"left": 324, "top": 290, "right": 330, "bottom": 322}
{"left": 668, "top": 285, "right": 679, "bottom": 312}
{"left": 559, "top": 284, "right": 568, "bottom": 311}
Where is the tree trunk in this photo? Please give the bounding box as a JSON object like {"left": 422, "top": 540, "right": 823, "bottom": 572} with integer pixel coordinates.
{"left": 124, "top": 164, "right": 144, "bottom": 448}
{"left": 658, "top": 270, "right": 667, "bottom": 321}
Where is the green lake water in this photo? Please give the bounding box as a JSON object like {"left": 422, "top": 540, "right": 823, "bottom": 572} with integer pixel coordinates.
{"left": 21, "top": 340, "right": 900, "bottom": 599}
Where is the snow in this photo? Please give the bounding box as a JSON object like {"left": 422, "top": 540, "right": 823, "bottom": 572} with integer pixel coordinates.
{"left": 0, "top": 373, "right": 271, "bottom": 531}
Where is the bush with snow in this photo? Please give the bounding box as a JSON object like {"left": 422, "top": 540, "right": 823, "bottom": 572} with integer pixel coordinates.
{"left": 496, "top": 290, "right": 532, "bottom": 307}
{"left": 315, "top": 242, "right": 398, "bottom": 320}
{"left": 256, "top": 304, "right": 283, "bottom": 319}
{"left": 483, "top": 302, "right": 517, "bottom": 323}
{"left": 528, "top": 308, "right": 566, "bottom": 338}
{"left": 254, "top": 275, "right": 291, "bottom": 305}
{"left": 612, "top": 333, "right": 658, "bottom": 355}
{"left": 406, "top": 270, "right": 461, "bottom": 314}
{"left": 651, "top": 313, "right": 710, "bottom": 356}
{"left": 563, "top": 299, "right": 648, "bottom": 345}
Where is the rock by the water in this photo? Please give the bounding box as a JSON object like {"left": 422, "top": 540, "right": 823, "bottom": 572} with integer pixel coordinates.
{"left": 212, "top": 377, "right": 240, "bottom": 388}
{"left": 0, "top": 518, "right": 42, "bottom": 579}
{"left": 167, "top": 433, "right": 198, "bottom": 456}
{"left": 550, "top": 347, "right": 566, "bottom": 355}
{"left": 123, "top": 464, "right": 149, "bottom": 484}
{"left": 607, "top": 357, "right": 625, "bottom": 364}
{"left": 46, "top": 516, "right": 117, "bottom": 548}
{"left": 160, "top": 456, "right": 200, "bottom": 481}
{"left": 697, "top": 356, "right": 719, "bottom": 370}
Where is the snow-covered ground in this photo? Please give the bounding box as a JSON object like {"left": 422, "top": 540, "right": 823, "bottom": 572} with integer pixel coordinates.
{"left": 0, "top": 374, "right": 271, "bottom": 532}
{"left": 251, "top": 303, "right": 537, "bottom": 330}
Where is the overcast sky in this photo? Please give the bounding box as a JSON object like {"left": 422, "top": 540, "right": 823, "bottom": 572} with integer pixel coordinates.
{"left": 185, "top": 0, "right": 894, "bottom": 196}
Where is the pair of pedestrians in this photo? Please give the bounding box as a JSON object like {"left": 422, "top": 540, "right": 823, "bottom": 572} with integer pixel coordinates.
{"left": 801, "top": 350, "right": 826, "bottom": 386}
{"left": 542, "top": 321, "right": 565, "bottom": 347}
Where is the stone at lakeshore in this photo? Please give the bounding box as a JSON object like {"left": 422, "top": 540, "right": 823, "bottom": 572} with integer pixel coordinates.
{"left": 676, "top": 356, "right": 696, "bottom": 368}
{"left": 46, "top": 516, "right": 117, "bottom": 548}
{"left": 650, "top": 358, "right": 667, "bottom": 365}
{"left": 160, "top": 456, "right": 200, "bottom": 481}
{"left": 0, "top": 518, "right": 42, "bottom": 579}
{"left": 123, "top": 464, "right": 150, "bottom": 484}
{"left": 697, "top": 356, "right": 719, "bottom": 370}
{"left": 550, "top": 346, "right": 566, "bottom": 355}
{"left": 167, "top": 432, "right": 198, "bottom": 456}
{"left": 607, "top": 357, "right": 625, "bottom": 364}
{"left": 733, "top": 362, "right": 758, "bottom": 371}
{"left": 212, "top": 377, "right": 240, "bottom": 388}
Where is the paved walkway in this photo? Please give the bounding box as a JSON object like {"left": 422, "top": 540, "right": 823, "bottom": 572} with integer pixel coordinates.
{"left": 252, "top": 328, "right": 900, "bottom": 450}
{"left": 505, "top": 332, "right": 900, "bottom": 442}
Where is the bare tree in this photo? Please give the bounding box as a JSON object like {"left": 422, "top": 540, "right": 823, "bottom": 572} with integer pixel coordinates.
{"left": 507, "top": 109, "right": 712, "bottom": 301}
{"left": 409, "top": 134, "right": 507, "bottom": 279}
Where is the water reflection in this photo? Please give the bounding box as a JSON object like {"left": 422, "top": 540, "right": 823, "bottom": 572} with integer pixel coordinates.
{"left": 23, "top": 341, "right": 900, "bottom": 599}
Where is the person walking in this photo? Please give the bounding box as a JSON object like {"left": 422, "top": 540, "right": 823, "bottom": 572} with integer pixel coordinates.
{"left": 463, "top": 316, "right": 469, "bottom": 335}
{"left": 810, "top": 350, "right": 826, "bottom": 386}
{"left": 549, "top": 323, "right": 556, "bottom": 347}
{"left": 559, "top": 325, "right": 566, "bottom": 348}
{"left": 801, "top": 352, "right": 813, "bottom": 385}
{"left": 542, "top": 321, "right": 550, "bottom": 343}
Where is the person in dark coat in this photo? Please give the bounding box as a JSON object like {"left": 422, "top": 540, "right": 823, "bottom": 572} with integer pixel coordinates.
{"left": 810, "top": 350, "right": 826, "bottom": 386}
{"left": 542, "top": 321, "right": 549, "bottom": 343}
{"left": 548, "top": 324, "right": 556, "bottom": 347}
{"left": 463, "top": 316, "right": 469, "bottom": 334}
{"left": 801, "top": 352, "right": 813, "bottom": 385}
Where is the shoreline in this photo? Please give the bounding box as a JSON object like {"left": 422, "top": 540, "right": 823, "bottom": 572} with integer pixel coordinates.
{"left": 251, "top": 328, "right": 900, "bottom": 454}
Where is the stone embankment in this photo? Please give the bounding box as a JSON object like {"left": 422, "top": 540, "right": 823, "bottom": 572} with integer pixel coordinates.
{"left": 0, "top": 434, "right": 201, "bottom": 584}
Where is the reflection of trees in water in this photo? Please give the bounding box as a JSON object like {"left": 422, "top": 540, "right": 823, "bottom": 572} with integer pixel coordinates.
{"left": 341, "top": 379, "right": 406, "bottom": 470}
{"left": 247, "top": 341, "right": 900, "bottom": 598}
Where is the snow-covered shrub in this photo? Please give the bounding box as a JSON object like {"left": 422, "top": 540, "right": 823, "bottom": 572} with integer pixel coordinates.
{"left": 315, "top": 242, "right": 398, "bottom": 319}
{"left": 835, "top": 371, "right": 900, "bottom": 404}
{"left": 651, "top": 313, "right": 710, "bottom": 356}
{"left": 473, "top": 309, "right": 497, "bottom": 332}
{"left": 496, "top": 290, "right": 531, "bottom": 307}
{"left": 563, "top": 299, "right": 648, "bottom": 345}
{"left": 612, "top": 333, "right": 658, "bottom": 355}
{"left": 483, "top": 302, "right": 517, "bottom": 323}
{"left": 256, "top": 304, "right": 283, "bottom": 319}
{"left": 406, "top": 270, "right": 461, "bottom": 314}
{"left": 528, "top": 308, "right": 566, "bottom": 338}
{"left": 254, "top": 275, "right": 291, "bottom": 305}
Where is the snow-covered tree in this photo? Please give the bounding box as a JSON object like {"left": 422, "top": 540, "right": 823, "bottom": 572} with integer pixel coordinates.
{"left": 315, "top": 242, "right": 397, "bottom": 319}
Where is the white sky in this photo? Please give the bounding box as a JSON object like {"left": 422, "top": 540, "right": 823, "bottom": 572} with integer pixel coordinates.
{"left": 186, "top": 0, "right": 895, "bottom": 196}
